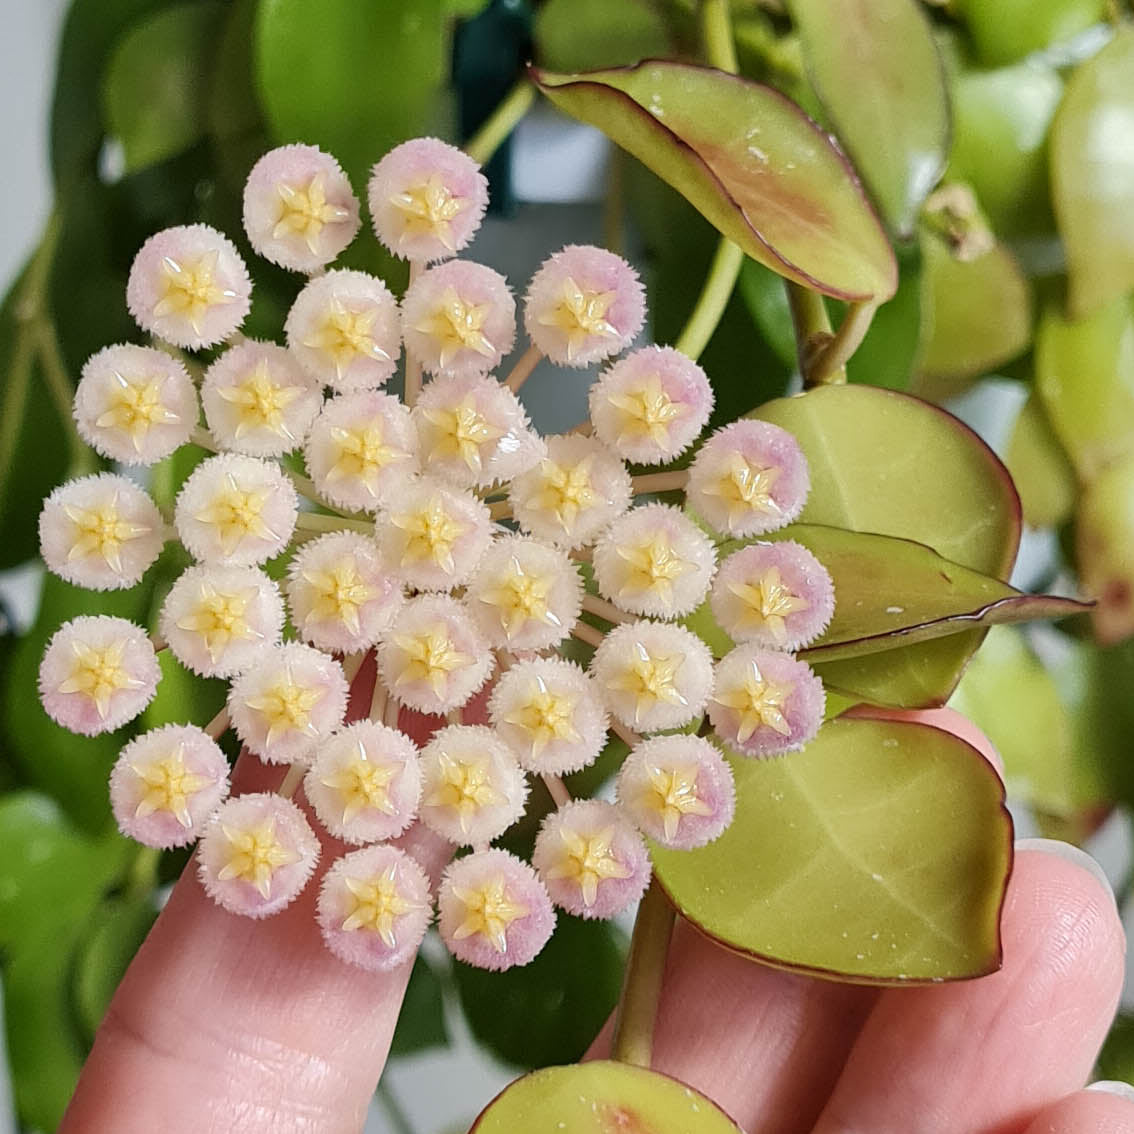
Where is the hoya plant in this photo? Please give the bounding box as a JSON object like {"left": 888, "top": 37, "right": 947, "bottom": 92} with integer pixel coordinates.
{"left": 1, "top": 0, "right": 1132, "bottom": 1130}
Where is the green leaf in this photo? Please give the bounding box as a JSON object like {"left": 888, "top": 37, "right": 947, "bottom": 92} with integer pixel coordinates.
{"left": 953, "top": 0, "right": 1106, "bottom": 67}
{"left": 534, "top": 61, "right": 897, "bottom": 301}
{"left": 1004, "top": 394, "right": 1076, "bottom": 528}
{"left": 142, "top": 649, "right": 226, "bottom": 731}
{"left": 1035, "top": 295, "right": 1134, "bottom": 481}
{"left": 845, "top": 244, "right": 922, "bottom": 392}
{"left": 102, "top": 2, "right": 228, "bottom": 173}
{"left": 1098, "top": 1012, "right": 1134, "bottom": 1085}
{"left": 388, "top": 953, "right": 448, "bottom": 1059}
{"left": 454, "top": 915, "right": 625, "bottom": 1069}
{"left": 255, "top": 0, "right": 446, "bottom": 189}
{"left": 789, "top": 0, "right": 948, "bottom": 236}
{"left": 1052, "top": 27, "right": 1134, "bottom": 319}
{"left": 737, "top": 259, "right": 797, "bottom": 370}
{"left": 533, "top": 0, "right": 672, "bottom": 72}
{"left": 652, "top": 717, "right": 1012, "bottom": 982}
{"left": 1075, "top": 452, "right": 1134, "bottom": 645}
{"left": 470, "top": 1061, "right": 743, "bottom": 1134}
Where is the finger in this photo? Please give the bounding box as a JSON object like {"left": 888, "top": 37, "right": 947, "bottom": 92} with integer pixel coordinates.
{"left": 844, "top": 705, "right": 1005, "bottom": 778}
{"left": 62, "top": 656, "right": 453, "bottom": 1134}
{"left": 810, "top": 843, "right": 1124, "bottom": 1134}
{"left": 1021, "top": 1087, "right": 1134, "bottom": 1133}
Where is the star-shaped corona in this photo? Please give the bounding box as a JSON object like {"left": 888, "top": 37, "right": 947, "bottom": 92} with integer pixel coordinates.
{"left": 131, "top": 745, "right": 212, "bottom": 828}
{"left": 537, "top": 277, "right": 619, "bottom": 361}
{"left": 215, "top": 361, "right": 305, "bottom": 441}
{"left": 59, "top": 638, "right": 144, "bottom": 721}
{"left": 217, "top": 817, "right": 300, "bottom": 898}
{"left": 96, "top": 373, "right": 179, "bottom": 450}
{"left": 413, "top": 289, "right": 495, "bottom": 365}
{"left": 389, "top": 173, "right": 468, "bottom": 251}
{"left": 421, "top": 396, "right": 502, "bottom": 471}
{"left": 153, "top": 250, "right": 236, "bottom": 334}
{"left": 275, "top": 173, "right": 351, "bottom": 252}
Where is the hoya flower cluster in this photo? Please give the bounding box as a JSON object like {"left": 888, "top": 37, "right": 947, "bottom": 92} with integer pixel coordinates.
{"left": 36, "top": 137, "right": 835, "bottom": 974}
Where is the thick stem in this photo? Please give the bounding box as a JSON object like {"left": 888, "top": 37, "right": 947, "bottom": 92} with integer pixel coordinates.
{"left": 787, "top": 285, "right": 877, "bottom": 388}
{"left": 701, "top": 0, "right": 740, "bottom": 73}
{"left": 542, "top": 773, "right": 571, "bottom": 808}
{"left": 631, "top": 470, "right": 688, "bottom": 495}
{"left": 809, "top": 300, "right": 877, "bottom": 386}
{"left": 611, "top": 878, "right": 676, "bottom": 1068}
{"left": 294, "top": 511, "right": 374, "bottom": 535}
{"left": 503, "top": 343, "right": 543, "bottom": 393}
{"left": 570, "top": 620, "right": 605, "bottom": 649}
{"left": 465, "top": 80, "right": 537, "bottom": 166}
{"left": 581, "top": 594, "right": 632, "bottom": 625}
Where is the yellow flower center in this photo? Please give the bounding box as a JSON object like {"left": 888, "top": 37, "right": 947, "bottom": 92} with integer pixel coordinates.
{"left": 57, "top": 638, "right": 142, "bottom": 720}
{"left": 503, "top": 685, "right": 579, "bottom": 758}
{"left": 544, "top": 825, "right": 630, "bottom": 907}
{"left": 301, "top": 558, "right": 376, "bottom": 637}
{"left": 610, "top": 646, "right": 686, "bottom": 725}
{"left": 607, "top": 375, "right": 683, "bottom": 447}
{"left": 63, "top": 498, "right": 151, "bottom": 574}
{"left": 391, "top": 497, "right": 466, "bottom": 575}
{"left": 528, "top": 457, "right": 596, "bottom": 532}
{"left": 217, "top": 817, "right": 299, "bottom": 899}
{"left": 704, "top": 454, "right": 782, "bottom": 525}
{"left": 341, "top": 867, "right": 421, "bottom": 945}
{"left": 153, "top": 251, "right": 235, "bottom": 333}
{"left": 326, "top": 421, "right": 405, "bottom": 498}
{"left": 642, "top": 762, "right": 712, "bottom": 842}
{"left": 714, "top": 663, "right": 793, "bottom": 742}
{"left": 195, "top": 476, "right": 276, "bottom": 556}
{"left": 478, "top": 558, "right": 556, "bottom": 640}
{"left": 727, "top": 566, "right": 810, "bottom": 644}
{"left": 215, "top": 360, "right": 304, "bottom": 440}
{"left": 274, "top": 173, "right": 350, "bottom": 252}
{"left": 176, "top": 582, "right": 261, "bottom": 662}
{"left": 304, "top": 299, "right": 389, "bottom": 378}
{"left": 426, "top": 752, "right": 503, "bottom": 834}
{"left": 451, "top": 876, "right": 528, "bottom": 954}
{"left": 95, "top": 372, "right": 178, "bottom": 450}
{"left": 390, "top": 174, "right": 467, "bottom": 251}
{"left": 414, "top": 287, "right": 495, "bottom": 366}
{"left": 244, "top": 674, "right": 323, "bottom": 746}
{"left": 321, "top": 745, "right": 399, "bottom": 825}
{"left": 422, "top": 396, "right": 502, "bottom": 472}
{"left": 537, "top": 276, "right": 618, "bottom": 360}
{"left": 614, "top": 532, "right": 692, "bottom": 605}
{"left": 392, "top": 624, "right": 470, "bottom": 698}
{"left": 132, "top": 745, "right": 211, "bottom": 829}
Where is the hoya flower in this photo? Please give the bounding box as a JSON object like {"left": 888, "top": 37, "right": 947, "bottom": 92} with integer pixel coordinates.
{"left": 286, "top": 531, "right": 403, "bottom": 654}
{"left": 589, "top": 621, "right": 714, "bottom": 732}
{"left": 418, "top": 724, "right": 527, "bottom": 846}
{"left": 593, "top": 503, "right": 717, "bottom": 620}
{"left": 304, "top": 721, "right": 421, "bottom": 845}
{"left": 402, "top": 260, "right": 515, "bottom": 378}
{"left": 708, "top": 643, "right": 825, "bottom": 758}
{"left": 588, "top": 346, "right": 713, "bottom": 464}
{"left": 198, "top": 792, "right": 320, "bottom": 919}
{"left": 488, "top": 656, "right": 609, "bottom": 775}
{"left": 126, "top": 223, "right": 251, "bottom": 350}
{"left": 379, "top": 477, "right": 492, "bottom": 592}
{"left": 532, "top": 799, "right": 650, "bottom": 920}
{"left": 508, "top": 433, "right": 632, "bottom": 549}
{"left": 305, "top": 390, "right": 419, "bottom": 513}
{"left": 174, "top": 453, "right": 298, "bottom": 566}
{"left": 438, "top": 849, "right": 555, "bottom": 971}
{"left": 242, "top": 143, "right": 361, "bottom": 272}
{"left": 286, "top": 269, "right": 401, "bottom": 391}
{"left": 687, "top": 420, "right": 810, "bottom": 538}
{"left": 616, "top": 734, "right": 735, "bottom": 850}
{"left": 378, "top": 594, "right": 493, "bottom": 715}
{"left": 73, "top": 343, "right": 196, "bottom": 465}
{"left": 524, "top": 244, "right": 646, "bottom": 367}
{"left": 465, "top": 535, "right": 583, "bottom": 652}
{"left": 159, "top": 564, "right": 284, "bottom": 678}
{"left": 412, "top": 372, "right": 543, "bottom": 488}
{"left": 39, "top": 615, "right": 160, "bottom": 736}
{"left": 39, "top": 473, "right": 164, "bottom": 591}
{"left": 227, "top": 642, "right": 349, "bottom": 764}
{"left": 710, "top": 541, "right": 835, "bottom": 650}
{"left": 109, "top": 724, "right": 230, "bottom": 848}
{"left": 201, "top": 340, "right": 322, "bottom": 457}
{"left": 318, "top": 844, "right": 432, "bottom": 972}
{"left": 368, "top": 137, "right": 489, "bottom": 263}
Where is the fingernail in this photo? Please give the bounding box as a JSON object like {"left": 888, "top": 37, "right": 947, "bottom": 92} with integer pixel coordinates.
{"left": 1087, "top": 1080, "right": 1134, "bottom": 1102}
{"left": 1015, "top": 838, "right": 1114, "bottom": 905}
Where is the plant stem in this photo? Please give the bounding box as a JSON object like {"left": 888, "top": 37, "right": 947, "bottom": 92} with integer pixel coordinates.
{"left": 126, "top": 846, "right": 161, "bottom": 902}
{"left": 701, "top": 0, "right": 740, "bottom": 73}
{"left": 35, "top": 316, "right": 92, "bottom": 473}
{"left": 503, "top": 343, "right": 543, "bottom": 392}
{"left": 294, "top": 511, "right": 374, "bottom": 535}
{"left": 632, "top": 470, "right": 688, "bottom": 495}
{"left": 581, "top": 594, "right": 632, "bottom": 625}
{"left": 611, "top": 878, "right": 676, "bottom": 1067}
{"left": 465, "top": 79, "right": 537, "bottom": 166}
{"left": 810, "top": 300, "right": 877, "bottom": 386}
{"left": 570, "top": 620, "right": 605, "bottom": 648}
{"left": 787, "top": 284, "right": 877, "bottom": 388}
{"left": 542, "top": 773, "right": 571, "bottom": 807}
{"left": 375, "top": 1079, "right": 416, "bottom": 1134}
{"left": 278, "top": 763, "right": 305, "bottom": 800}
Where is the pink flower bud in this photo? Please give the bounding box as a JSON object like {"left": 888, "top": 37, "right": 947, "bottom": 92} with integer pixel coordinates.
{"left": 174, "top": 453, "right": 298, "bottom": 566}
{"left": 201, "top": 340, "right": 321, "bottom": 457}
{"left": 438, "top": 849, "right": 555, "bottom": 970}
{"left": 318, "top": 844, "right": 432, "bottom": 972}
{"left": 402, "top": 260, "right": 515, "bottom": 378}
{"left": 593, "top": 503, "right": 717, "bottom": 620}
{"left": 305, "top": 390, "right": 419, "bottom": 513}
{"left": 285, "top": 269, "right": 401, "bottom": 391}
{"left": 589, "top": 346, "right": 713, "bottom": 464}
{"left": 710, "top": 541, "right": 835, "bottom": 650}
{"left": 227, "top": 642, "right": 349, "bottom": 764}
{"left": 532, "top": 799, "right": 650, "bottom": 920}
{"left": 159, "top": 564, "right": 284, "bottom": 678}
{"left": 243, "top": 144, "right": 361, "bottom": 272}
{"left": 524, "top": 244, "right": 646, "bottom": 367}
{"left": 488, "top": 656, "right": 609, "bottom": 775}
{"left": 39, "top": 473, "right": 164, "bottom": 591}
{"left": 304, "top": 721, "right": 421, "bottom": 845}
{"left": 589, "top": 621, "right": 714, "bottom": 733}
{"left": 110, "top": 723, "right": 230, "bottom": 848}
{"left": 616, "top": 734, "right": 735, "bottom": 850}
{"left": 687, "top": 420, "right": 810, "bottom": 538}
{"left": 368, "top": 137, "right": 489, "bottom": 263}
{"left": 198, "top": 792, "right": 320, "bottom": 918}
{"left": 74, "top": 344, "right": 196, "bottom": 465}
{"left": 126, "top": 224, "right": 251, "bottom": 349}
{"left": 708, "top": 644, "right": 825, "bottom": 757}
{"left": 39, "top": 615, "right": 160, "bottom": 736}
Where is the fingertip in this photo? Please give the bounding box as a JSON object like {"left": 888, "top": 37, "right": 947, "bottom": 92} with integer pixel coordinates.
{"left": 1023, "top": 1088, "right": 1134, "bottom": 1133}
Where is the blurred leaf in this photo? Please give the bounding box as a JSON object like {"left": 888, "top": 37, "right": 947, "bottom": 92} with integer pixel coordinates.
{"left": 534, "top": 61, "right": 897, "bottom": 301}
{"left": 1035, "top": 295, "right": 1134, "bottom": 481}
{"left": 845, "top": 245, "right": 922, "bottom": 391}
{"left": 737, "top": 259, "right": 797, "bottom": 370}
{"left": 102, "top": 2, "right": 227, "bottom": 173}
{"left": 470, "top": 1061, "right": 743, "bottom": 1134}
{"left": 1052, "top": 27, "right": 1134, "bottom": 319}
{"left": 790, "top": 0, "right": 948, "bottom": 236}
{"left": 1005, "top": 394, "right": 1077, "bottom": 528}
{"left": 652, "top": 717, "right": 1012, "bottom": 982}
{"left": 388, "top": 953, "right": 448, "bottom": 1058}
{"left": 141, "top": 649, "right": 226, "bottom": 730}
{"left": 1075, "top": 452, "right": 1134, "bottom": 645}
{"left": 915, "top": 228, "right": 1032, "bottom": 395}
{"left": 455, "top": 915, "right": 625, "bottom": 1069}
{"left": 953, "top": 0, "right": 1106, "bottom": 67}
{"left": 1098, "top": 1012, "right": 1134, "bottom": 1085}
{"left": 533, "top": 0, "right": 672, "bottom": 72}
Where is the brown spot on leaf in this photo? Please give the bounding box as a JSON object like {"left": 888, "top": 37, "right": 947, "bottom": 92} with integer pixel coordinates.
{"left": 598, "top": 1103, "right": 655, "bottom": 1134}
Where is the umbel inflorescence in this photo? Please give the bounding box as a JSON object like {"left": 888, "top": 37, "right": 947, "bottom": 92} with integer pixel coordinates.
{"left": 36, "top": 137, "right": 835, "bottom": 973}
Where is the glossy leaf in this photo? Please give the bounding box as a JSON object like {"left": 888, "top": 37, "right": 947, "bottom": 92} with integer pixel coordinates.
{"left": 534, "top": 0, "right": 672, "bottom": 72}
{"left": 534, "top": 62, "right": 897, "bottom": 301}
{"left": 389, "top": 953, "right": 448, "bottom": 1059}
{"left": 737, "top": 258, "right": 797, "bottom": 370}
{"left": 652, "top": 717, "right": 1012, "bottom": 982}
{"left": 1052, "top": 27, "right": 1134, "bottom": 318}
{"left": 790, "top": 0, "right": 948, "bottom": 236}
{"left": 1075, "top": 452, "right": 1134, "bottom": 645}
{"left": 954, "top": 0, "right": 1106, "bottom": 67}
{"left": 1004, "top": 394, "right": 1076, "bottom": 528}
{"left": 470, "top": 1061, "right": 742, "bottom": 1134}
{"left": 1035, "top": 296, "right": 1134, "bottom": 481}
{"left": 845, "top": 244, "right": 922, "bottom": 391}
{"left": 455, "top": 915, "right": 625, "bottom": 1069}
